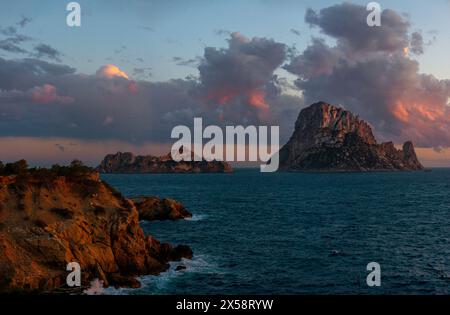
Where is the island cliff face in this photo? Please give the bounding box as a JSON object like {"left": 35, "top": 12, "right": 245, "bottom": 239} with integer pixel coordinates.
{"left": 97, "top": 152, "right": 233, "bottom": 173}
{"left": 278, "top": 102, "right": 424, "bottom": 171}
{"left": 0, "top": 171, "right": 192, "bottom": 293}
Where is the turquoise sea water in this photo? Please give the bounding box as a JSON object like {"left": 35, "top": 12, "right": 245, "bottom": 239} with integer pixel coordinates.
{"left": 102, "top": 169, "right": 450, "bottom": 294}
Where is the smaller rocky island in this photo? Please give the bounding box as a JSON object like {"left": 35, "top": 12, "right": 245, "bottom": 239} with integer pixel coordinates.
{"left": 278, "top": 102, "right": 424, "bottom": 172}
{"left": 0, "top": 160, "right": 193, "bottom": 293}
{"left": 97, "top": 151, "right": 233, "bottom": 173}
{"left": 133, "top": 196, "right": 192, "bottom": 221}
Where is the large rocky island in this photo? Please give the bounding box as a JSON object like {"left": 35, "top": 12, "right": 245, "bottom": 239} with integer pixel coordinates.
{"left": 278, "top": 102, "right": 424, "bottom": 172}
{"left": 97, "top": 151, "right": 233, "bottom": 173}
{"left": 0, "top": 160, "right": 192, "bottom": 293}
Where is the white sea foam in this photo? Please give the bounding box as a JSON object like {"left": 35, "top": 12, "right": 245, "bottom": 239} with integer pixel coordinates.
{"left": 84, "top": 278, "right": 105, "bottom": 295}
{"left": 186, "top": 214, "right": 208, "bottom": 221}
{"left": 103, "top": 255, "right": 218, "bottom": 295}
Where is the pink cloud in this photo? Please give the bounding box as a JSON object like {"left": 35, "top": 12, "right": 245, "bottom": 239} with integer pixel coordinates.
{"left": 30, "top": 84, "right": 74, "bottom": 105}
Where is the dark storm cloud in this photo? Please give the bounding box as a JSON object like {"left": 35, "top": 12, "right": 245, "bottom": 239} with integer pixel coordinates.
{"left": 286, "top": 3, "right": 450, "bottom": 148}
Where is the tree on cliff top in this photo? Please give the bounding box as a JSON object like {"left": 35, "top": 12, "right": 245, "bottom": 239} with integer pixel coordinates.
{"left": 0, "top": 159, "right": 93, "bottom": 177}
{"left": 1, "top": 160, "right": 28, "bottom": 175}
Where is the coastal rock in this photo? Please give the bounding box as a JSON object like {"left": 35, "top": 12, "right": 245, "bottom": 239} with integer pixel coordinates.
{"left": 0, "top": 171, "right": 192, "bottom": 293}
{"left": 132, "top": 196, "right": 192, "bottom": 221}
{"left": 278, "top": 102, "right": 424, "bottom": 171}
{"left": 97, "top": 152, "right": 233, "bottom": 173}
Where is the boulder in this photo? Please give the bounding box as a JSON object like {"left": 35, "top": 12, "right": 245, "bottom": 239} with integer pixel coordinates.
{"left": 133, "top": 196, "right": 192, "bottom": 221}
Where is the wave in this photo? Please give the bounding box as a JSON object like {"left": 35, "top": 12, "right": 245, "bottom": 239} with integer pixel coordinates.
{"left": 103, "top": 254, "right": 218, "bottom": 295}
{"left": 186, "top": 214, "right": 208, "bottom": 221}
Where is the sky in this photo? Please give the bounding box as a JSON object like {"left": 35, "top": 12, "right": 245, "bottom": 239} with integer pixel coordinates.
{"left": 0, "top": 0, "right": 450, "bottom": 166}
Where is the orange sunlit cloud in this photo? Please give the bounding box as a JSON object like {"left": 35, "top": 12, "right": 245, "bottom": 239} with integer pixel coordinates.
{"left": 392, "top": 101, "right": 446, "bottom": 124}
{"left": 96, "top": 64, "right": 130, "bottom": 80}
{"left": 247, "top": 89, "right": 269, "bottom": 110}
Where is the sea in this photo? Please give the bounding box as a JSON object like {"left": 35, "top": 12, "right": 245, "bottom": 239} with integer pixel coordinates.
{"left": 102, "top": 168, "right": 450, "bottom": 294}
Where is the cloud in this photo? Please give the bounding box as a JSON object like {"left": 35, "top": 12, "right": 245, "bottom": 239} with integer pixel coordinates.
{"left": 0, "top": 26, "right": 17, "bottom": 37}
{"left": 286, "top": 3, "right": 450, "bottom": 148}
{"left": 0, "top": 30, "right": 31, "bottom": 54}
{"left": 132, "top": 67, "right": 152, "bottom": 79}
{"left": 29, "top": 84, "right": 74, "bottom": 104}
{"left": 0, "top": 57, "right": 75, "bottom": 91}
{"left": 96, "top": 64, "right": 129, "bottom": 80}
{"left": 0, "top": 39, "right": 302, "bottom": 148}
{"left": 33, "top": 44, "right": 62, "bottom": 61}
{"left": 172, "top": 56, "right": 201, "bottom": 67}
{"left": 0, "top": 38, "right": 28, "bottom": 54}
{"left": 17, "top": 16, "right": 32, "bottom": 28}
{"left": 139, "top": 25, "right": 154, "bottom": 32}
{"left": 305, "top": 3, "right": 419, "bottom": 55}
{"left": 410, "top": 32, "right": 424, "bottom": 55}
{"left": 290, "top": 29, "right": 301, "bottom": 36}
{"left": 54, "top": 143, "right": 65, "bottom": 152}
{"left": 0, "top": 84, "right": 74, "bottom": 105}
{"left": 196, "top": 32, "right": 287, "bottom": 120}
{"left": 114, "top": 45, "right": 127, "bottom": 55}
{"left": 214, "top": 29, "right": 231, "bottom": 36}
{"left": 285, "top": 37, "right": 342, "bottom": 79}
{"left": 0, "top": 58, "right": 202, "bottom": 143}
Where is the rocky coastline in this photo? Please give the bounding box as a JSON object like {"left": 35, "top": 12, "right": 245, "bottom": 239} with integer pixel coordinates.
{"left": 97, "top": 151, "right": 233, "bottom": 174}
{"left": 0, "top": 161, "right": 193, "bottom": 293}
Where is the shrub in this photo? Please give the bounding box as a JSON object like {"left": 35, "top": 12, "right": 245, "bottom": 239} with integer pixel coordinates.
{"left": 0, "top": 159, "right": 94, "bottom": 178}
{"left": 2, "top": 160, "right": 28, "bottom": 176}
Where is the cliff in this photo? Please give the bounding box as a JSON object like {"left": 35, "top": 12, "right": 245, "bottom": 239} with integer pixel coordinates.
{"left": 278, "top": 102, "right": 424, "bottom": 171}
{"left": 0, "top": 169, "right": 192, "bottom": 293}
{"left": 97, "top": 152, "right": 233, "bottom": 173}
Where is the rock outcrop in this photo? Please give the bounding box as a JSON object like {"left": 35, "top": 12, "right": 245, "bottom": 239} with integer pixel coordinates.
{"left": 133, "top": 197, "right": 192, "bottom": 221}
{"left": 0, "top": 170, "right": 192, "bottom": 293}
{"left": 278, "top": 102, "right": 424, "bottom": 171}
{"left": 97, "top": 152, "right": 233, "bottom": 173}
